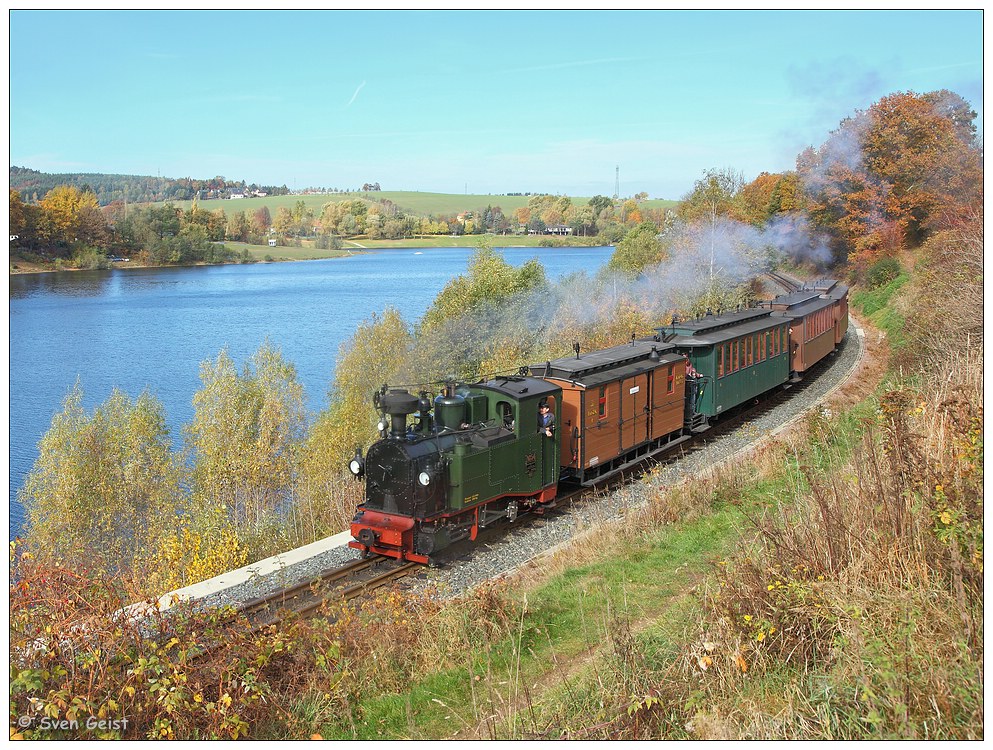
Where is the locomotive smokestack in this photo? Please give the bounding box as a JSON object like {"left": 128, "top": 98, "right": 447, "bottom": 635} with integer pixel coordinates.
{"left": 379, "top": 389, "right": 419, "bottom": 439}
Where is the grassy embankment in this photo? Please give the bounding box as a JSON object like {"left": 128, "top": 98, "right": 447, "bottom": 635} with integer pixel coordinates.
{"left": 292, "top": 240, "right": 981, "bottom": 740}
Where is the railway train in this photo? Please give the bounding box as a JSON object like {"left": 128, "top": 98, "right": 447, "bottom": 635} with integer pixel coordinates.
{"left": 348, "top": 279, "right": 849, "bottom": 564}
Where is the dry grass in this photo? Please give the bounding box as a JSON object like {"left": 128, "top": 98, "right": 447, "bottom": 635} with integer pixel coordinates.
{"left": 691, "top": 353, "right": 983, "bottom": 738}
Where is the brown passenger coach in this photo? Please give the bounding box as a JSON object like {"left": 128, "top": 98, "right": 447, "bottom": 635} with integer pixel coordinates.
{"left": 532, "top": 340, "right": 688, "bottom": 484}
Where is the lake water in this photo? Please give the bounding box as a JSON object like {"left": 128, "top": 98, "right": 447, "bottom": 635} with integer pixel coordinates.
{"left": 8, "top": 246, "right": 612, "bottom": 537}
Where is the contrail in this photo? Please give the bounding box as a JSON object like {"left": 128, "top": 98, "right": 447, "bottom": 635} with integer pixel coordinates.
{"left": 346, "top": 81, "right": 366, "bottom": 108}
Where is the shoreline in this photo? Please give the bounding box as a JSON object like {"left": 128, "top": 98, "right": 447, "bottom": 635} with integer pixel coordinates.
{"left": 9, "top": 241, "right": 608, "bottom": 277}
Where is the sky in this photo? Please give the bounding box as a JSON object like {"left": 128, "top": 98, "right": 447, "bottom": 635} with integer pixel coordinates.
{"left": 7, "top": 9, "right": 985, "bottom": 200}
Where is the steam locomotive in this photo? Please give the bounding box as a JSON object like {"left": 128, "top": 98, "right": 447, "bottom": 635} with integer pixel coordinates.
{"left": 348, "top": 280, "right": 848, "bottom": 564}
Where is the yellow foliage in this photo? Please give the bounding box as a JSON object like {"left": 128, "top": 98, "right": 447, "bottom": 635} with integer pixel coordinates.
{"left": 20, "top": 385, "right": 184, "bottom": 588}
{"left": 151, "top": 510, "right": 248, "bottom": 591}
{"left": 186, "top": 342, "right": 305, "bottom": 537}
{"left": 38, "top": 184, "right": 100, "bottom": 245}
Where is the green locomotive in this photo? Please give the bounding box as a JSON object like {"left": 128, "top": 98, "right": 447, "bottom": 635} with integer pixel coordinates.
{"left": 349, "top": 377, "right": 561, "bottom": 563}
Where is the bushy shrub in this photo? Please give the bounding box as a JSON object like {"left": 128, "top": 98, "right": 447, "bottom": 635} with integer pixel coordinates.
{"left": 864, "top": 256, "right": 902, "bottom": 288}
{"left": 9, "top": 549, "right": 346, "bottom": 740}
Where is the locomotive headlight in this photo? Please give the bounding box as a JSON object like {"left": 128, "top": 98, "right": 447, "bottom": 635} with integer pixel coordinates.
{"left": 348, "top": 449, "right": 364, "bottom": 477}
{"left": 377, "top": 419, "right": 388, "bottom": 432}
{"left": 418, "top": 471, "right": 432, "bottom": 486}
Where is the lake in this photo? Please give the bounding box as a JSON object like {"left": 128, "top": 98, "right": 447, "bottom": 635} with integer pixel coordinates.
{"left": 8, "top": 246, "right": 612, "bottom": 537}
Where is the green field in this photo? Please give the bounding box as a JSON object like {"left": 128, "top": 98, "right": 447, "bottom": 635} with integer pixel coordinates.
{"left": 224, "top": 232, "right": 598, "bottom": 261}
{"left": 222, "top": 241, "right": 355, "bottom": 261}
{"left": 165, "top": 190, "right": 677, "bottom": 219}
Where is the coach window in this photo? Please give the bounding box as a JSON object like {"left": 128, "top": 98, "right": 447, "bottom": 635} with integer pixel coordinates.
{"left": 717, "top": 346, "right": 724, "bottom": 378}
{"left": 598, "top": 387, "right": 607, "bottom": 418}
{"left": 667, "top": 364, "right": 675, "bottom": 393}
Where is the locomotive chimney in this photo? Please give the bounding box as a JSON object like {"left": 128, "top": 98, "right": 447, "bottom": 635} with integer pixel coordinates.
{"left": 379, "top": 389, "right": 419, "bottom": 439}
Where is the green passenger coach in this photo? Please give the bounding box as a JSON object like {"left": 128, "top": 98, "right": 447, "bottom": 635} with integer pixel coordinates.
{"left": 656, "top": 308, "right": 790, "bottom": 427}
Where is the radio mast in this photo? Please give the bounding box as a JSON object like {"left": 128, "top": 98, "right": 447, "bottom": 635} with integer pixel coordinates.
{"left": 613, "top": 165, "right": 619, "bottom": 200}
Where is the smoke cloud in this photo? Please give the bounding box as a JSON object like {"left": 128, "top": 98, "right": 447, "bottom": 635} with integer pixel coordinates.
{"left": 396, "top": 214, "right": 836, "bottom": 386}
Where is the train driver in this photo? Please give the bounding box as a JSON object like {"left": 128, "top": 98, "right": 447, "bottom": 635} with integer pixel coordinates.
{"left": 538, "top": 401, "right": 555, "bottom": 438}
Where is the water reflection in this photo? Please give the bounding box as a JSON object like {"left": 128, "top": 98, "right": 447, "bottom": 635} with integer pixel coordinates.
{"left": 9, "top": 268, "right": 117, "bottom": 299}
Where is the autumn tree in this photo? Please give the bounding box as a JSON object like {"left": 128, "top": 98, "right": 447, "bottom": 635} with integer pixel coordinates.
{"left": 273, "top": 207, "right": 295, "bottom": 237}
{"left": 252, "top": 205, "right": 272, "bottom": 234}
{"left": 185, "top": 343, "right": 306, "bottom": 551}
{"left": 800, "top": 89, "right": 982, "bottom": 267}
{"left": 767, "top": 172, "right": 806, "bottom": 216}
{"left": 10, "top": 188, "right": 26, "bottom": 238}
{"left": 861, "top": 90, "right": 982, "bottom": 241}
{"left": 206, "top": 208, "right": 228, "bottom": 241}
{"left": 319, "top": 308, "right": 413, "bottom": 469}
{"left": 19, "top": 385, "right": 184, "bottom": 585}
{"left": 678, "top": 167, "right": 745, "bottom": 224}
{"left": 606, "top": 221, "right": 668, "bottom": 274}
{"left": 736, "top": 172, "right": 784, "bottom": 226}
{"left": 420, "top": 245, "right": 548, "bottom": 331}
{"left": 37, "top": 184, "right": 107, "bottom": 252}
{"left": 227, "top": 211, "right": 251, "bottom": 242}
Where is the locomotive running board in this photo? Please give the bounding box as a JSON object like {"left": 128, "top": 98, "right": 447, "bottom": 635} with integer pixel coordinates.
{"left": 580, "top": 434, "right": 692, "bottom": 486}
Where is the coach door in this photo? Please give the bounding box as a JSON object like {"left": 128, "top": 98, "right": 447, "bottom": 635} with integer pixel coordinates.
{"left": 619, "top": 373, "right": 649, "bottom": 452}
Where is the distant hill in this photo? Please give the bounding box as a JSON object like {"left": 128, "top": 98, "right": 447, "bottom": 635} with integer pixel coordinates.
{"left": 9, "top": 167, "right": 677, "bottom": 216}
{"left": 8, "top": 166, "right": 290, "bottom": 206}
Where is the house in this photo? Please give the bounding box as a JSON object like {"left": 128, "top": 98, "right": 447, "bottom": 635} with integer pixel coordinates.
{"left": 268, "top": 239, "right": 277, "bottom": 247}
{"left": 546, "top": 224, "right": 573, "bottom": 236}
{"left": 229, "top": 191, "right": 245, "bottom": 199}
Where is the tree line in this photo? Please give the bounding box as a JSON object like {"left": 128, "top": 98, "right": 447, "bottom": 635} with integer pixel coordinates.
{"left": 9, "top": 166, "right": 290, "bottom": 205}
{"left": 9, "top": 187, "right": 669, "bottom": 266}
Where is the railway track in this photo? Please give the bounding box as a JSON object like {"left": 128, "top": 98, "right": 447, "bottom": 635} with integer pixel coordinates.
{"left": 766, "top": 269, "right": 802, "bottom": 293}
{"left": 239, "top": 557, "right": 421, "bottom": 630}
